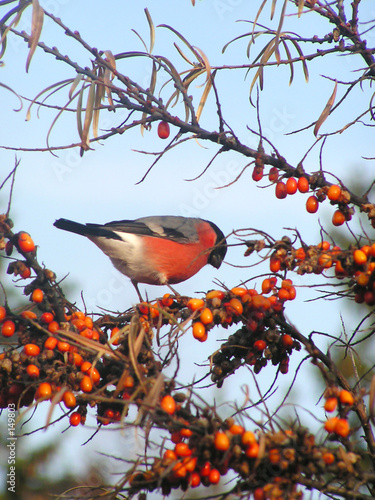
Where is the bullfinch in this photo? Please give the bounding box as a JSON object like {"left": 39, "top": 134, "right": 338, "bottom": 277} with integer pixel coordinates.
{"left": 54, "top": 216, "right": 227, "bottom": 299}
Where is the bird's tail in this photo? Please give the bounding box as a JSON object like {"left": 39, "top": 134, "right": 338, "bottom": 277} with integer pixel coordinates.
{"left": 54, "top": 218, "right": 121, "bottom": 239}
{"left": 54, "top": 218, "right": 91, "bottom": 235}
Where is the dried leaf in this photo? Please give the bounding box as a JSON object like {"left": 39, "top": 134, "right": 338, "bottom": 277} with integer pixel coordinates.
{"left": 81, "top": 79, "right": 96, "bottom": 150}
{"left": 196, "top": 71, "right": 215, "bottom": 123}
{"left": 289, "top": 38, "right": 309, "bottom": 83}
{"left": 281, "top": 39, "right": 294, "bottom": 86}
{"left": 174, "top": 43, "right": 194, "bottom": 66}
{"left": 193, "top": 46, "right": 211, "bottom": 86}
{"left": 298, "top": 0, "right": 305, "bottom": 17}
{"left": 252, "top": 0, "right": 269, "bottom": 39}
{"left": 270, "top": 0, "right": 278, "bottom": 19}
{"left": 26, "top": 0, "right": 44, "bottom": 73}
{"left": 0, "top": 82, "right": 22, "bottom": 112}
{"left": 93, "top": 79, "right": 105, "bottom": 138}
{"left": 274, "top": 0, "right": 287, "bottom": 64}
{"left": 249, "top": 39, "right": 276, "bottom": 103}
{"left": 158, "top": 24, "right": 200, "bottom": 61}
{"left": 69, "top": 74, "right": 83, "bottom": 100}
{"left": 313, "top": 80, "right": 337, "bottom": 137}
{"left": 76, "top": 85, "right": 85, "bottom": 140}
{"left": 104, "top": 49, "right": 116, "bottom": 77}
{"left": 144, "top": 8, "right": 155, "bottom": 54}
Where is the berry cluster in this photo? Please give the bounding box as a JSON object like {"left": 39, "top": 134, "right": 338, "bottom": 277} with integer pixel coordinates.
{"left": 127, "top": 396, "right": 360, "bottom": 499}
{"left": 252, "top": 167, "right": 355, "bottom": 227}
{"left": 323, "top": 387, "right": 356, "bottom": 439}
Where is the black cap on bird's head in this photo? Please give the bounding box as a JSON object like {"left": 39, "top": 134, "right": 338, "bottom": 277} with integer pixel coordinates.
{"left": 207, "top": 221, "right": 227, "bottom": 269}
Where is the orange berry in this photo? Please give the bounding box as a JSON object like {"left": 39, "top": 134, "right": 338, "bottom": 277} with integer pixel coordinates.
{"left": 268, "top": 167, "right": 279, "bottom": 182}
{"left": 161, "top": 293, "right": 174, "bottom": 307}
{"left": 252, "top": 165, "right": 263, "bottom": 182}
{"left": 44, "top": 321, "right": 57, "bottom": 334}
{"left": 31, "top": 288, "right": 44, "bottom": 303}
{"left": 229, "top": 424, "right": 244, "bottom": 435}
{"left": 163, "top": 449, "right": 177, "bottom": 462}
{"left": 269, "top": 257, "right": 281, "bottom": 272}
{"left": 72, "top": 311, "right": 85, "bottom": 320}
{"left": 63, "top": 390, "right": 77, "bottom": 409}
{"left": 318, "top": 253, "right": 333, "bottom": 269}
{"left": 18, "top": 232, "right": 35, "bottom": 252}
{"left": 157, "top": 120, "right": 170, "bottom": 139}
{"left": 322, "top": 452, "right": 335, "bottom": 465}
{"left": 20, "top": 267, "right": 31, "bottom": 279}
{"left": 192, "top": 321, "right": 206, "bottom": 341}
{"left": 334, "top": 418, "right": 350, "bottom": 437}
{"left": 44, "top": 336, "right": 58, "bottom": 350}
{"left": 174, "top": 442, "right": 192, "bottom": 457}
{"left": 123, "top": 375, "right": 135, "bottom": 388}
{"left": 2, "top": 319, "right": 15, "bottom": 337}
{"left": 327, "top": 184, "right": 341, "bottom": 201}
{"left": 339, "top": 389, "right": 354, "bottom": 406}
{"left": 324, "top": 417, "right": 339, "bottom": 433}
{"left": 26, "top": 364, "right": 40, "bottom": 378}
{"left": 206, "top": 290, "right": 225, "bottom": 300}
{"left": 81, "top": 361, "right": 92, "bottom": 373}
{"left": 242, "top": 430, "right": 256, "bottom": 447}
{"left": 190, "top": 472, "right": 201, "bottom": 488}
{"left": 187, "top": 298, "right": 205, "bottom": 311}
{"left": 84, "top": 316, "right": 93, "bottom": 329}
{"left": 68, "top": 352, "right": 83, "bottom": 366}
{"left": 278, "top": 288, "right": 290, "bottom": 301}
{"left": 306, "top": 195, "right": 319, "bottom": 213}
{"left": 254, "top": 487, "right": 266, "bottom": 500}
{"left": 36, "top": 382, "right": 52, "bottom": 400}
{"left": 332, "top": 210, "right": 346, "bottom": 226}
{"left": 226, "top": 298, "right": 243, "bottom": 315}
{"left": 269, "top": 448, "right": 281, "bottom": 463}
{"left": 172, "top": 462, "right": 187, "bottom": 478}
{"left": 71, "top": 318, "right": 86, "bottom": 332}
{"left": 295, "top": 247, "right": 306, "bottom": 260}
{"left": 275, "top": 181, "right": 287, "bottom": 199}
{"left": 261, "top": 278, "right": 273, "bottom": 295}
{"left": 297, "top": 176, "right": 309, "bottom": 193}
{"left": 282, "top": 334, "right": 293, "bottom": 348}
{"left": 57, "top": 341, "right": 70, "bottom": 352}
{"left": 110, "top": 326, "right": 121, "bottom": 345}
{"left": 24, "top": 343, "right": 40, "bottom": 356}
{"left": 214, "top": 431, "right": 230, "bottom": 451}
{"left": 208, "top": 468, "right": 220, "bottom": 485}
{"left": 69, "top": 411, "right": 81, "bottom": 426}
{"left": 80, "top": 375, "right": 93, "bottom": 393}
{"left": 180, "top": 427, "right": 193, "bottom": 438}
{"left": 40, "top": 312, "right": 54, "bottom": 324}
{"left": 324, "top": 397, "right": 338, "bottom": 413}
{"left": 199, "top": 461, "right": 211, "bottom": 477}
{"left": 245, "top": 442, "right": 260, "bottom": 458}
{"left": 160, "top": 395, "right": 176, "bottom": 415}
{"left": 183, "top": 455, "right": 197, "bottom": 472}
{"left": 286, "top": 177, "right": 298, "bottom": 195}
{"left": 253, "top": 339, "right": 267, "bottom": 351}
{"left": 20, "top": 310, "right": 37, "bottom": 320}
{"left": 230, "top": 287, "right": 248, "bottom": 297}
{"left": 0, "top": 306, "right": 6, "bottom": 321}
{"left": 200, "top": 307, "right": 213, "bottom": 325}
{"left": 353, "top": 249, "right": 367, "bottom": 265}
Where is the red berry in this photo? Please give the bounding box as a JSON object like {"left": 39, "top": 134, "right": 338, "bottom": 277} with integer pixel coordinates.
{"left": 252, "top": 165, "right": 263, "bottom": 182}
{"left": 2, "top": 320, "right": 15, "bottom": 337}
{"left": 157, "top": 121, "right": 170, "bottom": 139}
{"left": 297, "top": 176, "right": 309, "bottom": 193}
{"left": 18, "top": 232, "right": 35, "bottom": 252}
{"left": 306, "top": 195, "right": 319, "bottom": 213}
{"left": 275, "top": 181, "right": 287, "bottom": 199}
{"left": 268, "top": 167, "right": 279, "bottom": 182}
{"left": 286, "top": 177, "right": 298, "bottom": 195}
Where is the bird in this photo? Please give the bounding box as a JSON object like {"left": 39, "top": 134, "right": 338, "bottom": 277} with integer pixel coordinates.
{"left": 53, "top": 216, "right": 227, "bottom": 300}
